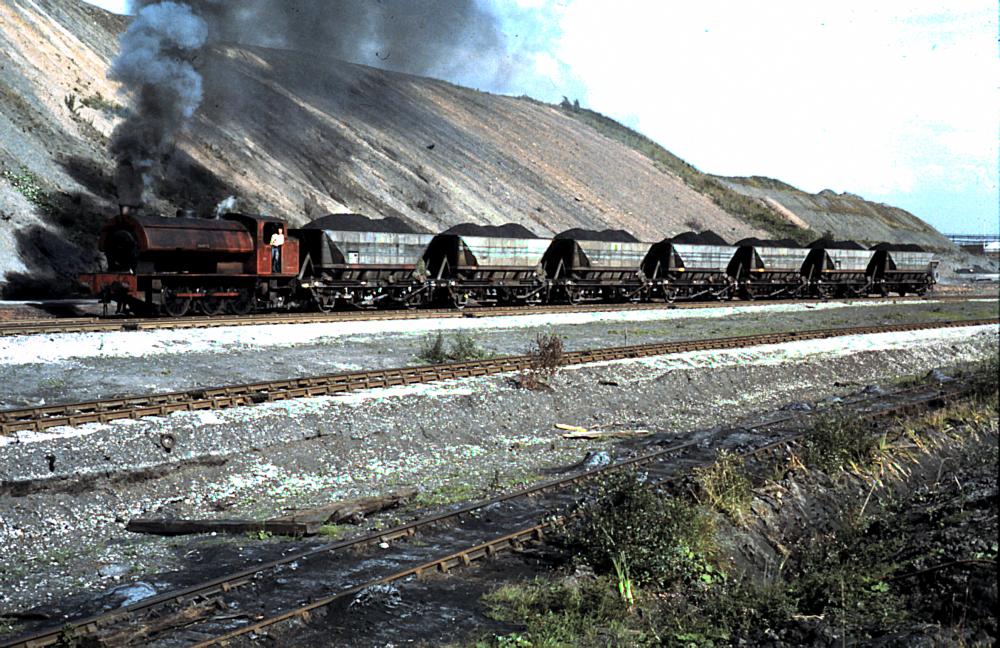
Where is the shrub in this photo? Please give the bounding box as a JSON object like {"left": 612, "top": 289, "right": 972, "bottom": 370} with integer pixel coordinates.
{"left": 559, "top": 472, "right": 717, "bottom": 589}
{"left": 802, "top": 412, "right": 879, "bottom": 473}
{"left": 515, "top": 332, "right": 565, "bottom": 390}
{"left": 417, "top": 331, "right": 490, "bottom": 363}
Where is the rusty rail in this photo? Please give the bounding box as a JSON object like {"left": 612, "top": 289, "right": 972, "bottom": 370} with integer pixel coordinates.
{"left": 0, "top": 379, "right": 966, "bottom": 648}
{"left": 1, "top": 318, "right": 995, "bottom": 436}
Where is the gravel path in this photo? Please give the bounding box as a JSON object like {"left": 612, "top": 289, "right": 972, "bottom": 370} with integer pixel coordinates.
{"left": 0, "top": 324, "right": 994, "bottom": 618}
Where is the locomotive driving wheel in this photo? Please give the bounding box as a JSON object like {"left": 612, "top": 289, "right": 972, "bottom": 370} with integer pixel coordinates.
{"left": 199, "top": 297, "right": 226, "bottom": 316}
{"left": 229, "top": 288, "right": 255, "bottom": 315}
{"left": 161, "top": 287, "right": 191, "bottom": 317}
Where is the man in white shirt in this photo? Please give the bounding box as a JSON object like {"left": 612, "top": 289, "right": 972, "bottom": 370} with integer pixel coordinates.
{"left": 269, "top": 226, "right": 285, "bottom": 273}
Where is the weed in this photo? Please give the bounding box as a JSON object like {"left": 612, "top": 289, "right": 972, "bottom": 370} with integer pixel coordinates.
{"left": 80, "top": 92, "right": 123, "bottom": 114}
{"left": 802, "top": 411, "right": 879, "bottom": 473}
{"left": 515, "top": 332, "right": 564, "bottom": 390}
{"left": 1, "top": 165, "right": 49, "bottom": 209}
{"left": 417, "top": 331, "right": 491, "bottom": 364}
{"left": 317, "top": 524, "right": 349, "bottom": 539}
{"left": 968, "top": 349, "right": 999, "bottom": 404}
{"left": 481, "top": 577, "right": 639, "bottom": 647}
{"left": 412, "top": 481, "right": 481, "bottom": 508}
{"left": 63, "top": 93, "right": 79, "bottom": 116}
{"left": 558, "top": 472, "right": 717, "bottom": 589}
{"left": 694, "top": 449, "right": 752, "bottom": 522}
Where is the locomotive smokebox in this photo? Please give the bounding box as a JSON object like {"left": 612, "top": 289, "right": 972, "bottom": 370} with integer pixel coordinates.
{"left": 115, "top": 161, "right": 143, "bottom": 216}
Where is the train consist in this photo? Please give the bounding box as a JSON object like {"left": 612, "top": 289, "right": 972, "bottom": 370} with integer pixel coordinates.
{"left": 80, "top": 212, "right": 938, "bottom": 316}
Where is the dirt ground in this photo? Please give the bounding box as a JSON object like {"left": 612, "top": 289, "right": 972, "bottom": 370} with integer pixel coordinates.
{"left": 0, "top": 323, "right": 994, "bottom": 632}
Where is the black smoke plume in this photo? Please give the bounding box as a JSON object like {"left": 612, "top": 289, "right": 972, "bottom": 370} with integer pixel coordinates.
{"left": 109, "top": 1, "right": 208, "bottom": 205}
{"left": 109, "top": 1, "right": 523, "bottom": 203}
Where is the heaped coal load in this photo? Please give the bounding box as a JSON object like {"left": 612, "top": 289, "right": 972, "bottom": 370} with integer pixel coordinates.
{"left": 735, "top": 237, "right": 801, "bottom": 248}
{"left": 669, "top": 230, "right": 730, "bottom": 246}
{"left": 808, "top": 238, "right": 866, "bottom": 250}
{"left": 870, "top": 242, "right": 926, "bottom": 252}
{"left": 554, "top": 228, "right": 639, "bottom": 242}
{"left": 444, "top": 222, "right": 539, "bottom": 238}
{"left": 303, "top": 213, "right": 422, "bottom": 233}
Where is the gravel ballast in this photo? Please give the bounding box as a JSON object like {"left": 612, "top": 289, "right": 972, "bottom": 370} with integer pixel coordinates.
{"left": 0, "top": 324, "right": 995, "bottom": 615}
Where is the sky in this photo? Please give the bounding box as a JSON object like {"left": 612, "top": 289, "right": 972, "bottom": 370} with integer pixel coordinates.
{"left": 84, "top": 0, "right": 997, "bottom": 236}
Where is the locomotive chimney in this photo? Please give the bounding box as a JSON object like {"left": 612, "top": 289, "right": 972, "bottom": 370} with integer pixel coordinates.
{"left": 115, "top": 160, "right": 143, "bottom": 217}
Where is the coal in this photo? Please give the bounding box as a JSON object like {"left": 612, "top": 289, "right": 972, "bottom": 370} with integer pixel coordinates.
{"left": 735, "top": 237, "right": 802, "bottom": 248}
{"left": 555, "top": 228, "right": 639, "bottom": 242}
{"left": 870, "top": 242, "right": 926, "bottom": 252}
{"left": 808, "top": 238, "right": 866, "bottom": 250}
{"left": 303, "top": 214, "right": 422, "bottom": 233}
{"left": 444, "top": 222, "right": 539, "bottom": 238}
{"left": 669, "top": 230, "right": 729, "bottom": 246}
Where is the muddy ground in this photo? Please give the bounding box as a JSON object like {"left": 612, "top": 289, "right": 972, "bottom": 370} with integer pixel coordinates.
{"left": 0, "top": 324, "right": 995, "bottom": 632}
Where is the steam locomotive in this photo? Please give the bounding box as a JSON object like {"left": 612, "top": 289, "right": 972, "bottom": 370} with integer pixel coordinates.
{"left": 79, "top": 211, "right": 938, "bottom": 316}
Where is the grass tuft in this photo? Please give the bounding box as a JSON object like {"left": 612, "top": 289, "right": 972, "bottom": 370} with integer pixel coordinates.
{"left": 694, "top": 449, "right": 752, "bottom": 522}
{"left": 417, "top": 331, "right": 492, "bottom": 363}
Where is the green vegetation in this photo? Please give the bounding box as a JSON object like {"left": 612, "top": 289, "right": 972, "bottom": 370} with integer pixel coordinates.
{"left": 412, "top": 480, "right": 482, "bottom": 508}
{"left": 802, "top": 412, "right": 882, "bottom": 474}
{"left": 1, "top": 164, "right": 49, "bottom": 209}
{"left": 693, "top": 449, "right": 752, "bottom": 523}
{"left": 535, "top": 99, "right": 814, "bottom": 243}
{"left": 516, "top": 332, "right": 565, "bottom": 390}
{"left": 80, "top": 91, "right": 123, "bottom": 114}
{"left": 475, "top": 389, "right": 999, "bottom": 647}
{"left": 418, "top": 331, "right": 493, "bottom": 364}
{"left": 558, "top": 473, "right": 718, "bottom": 590}
{"left": 317, "top": 523, "right": 350, "bottom": 539}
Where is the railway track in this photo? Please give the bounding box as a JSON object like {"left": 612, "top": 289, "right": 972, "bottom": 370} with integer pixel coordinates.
{"left": 1, "top": 318, "right": 995, "bottom": 436}
{"left": 0, "top": 294, "right": 980, "bottom": 337}
{"left": 0, "top": 380, "right": 968, "bottom": 648}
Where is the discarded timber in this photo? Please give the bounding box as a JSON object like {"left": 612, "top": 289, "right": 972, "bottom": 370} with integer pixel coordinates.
{"left": 127, "top": 487, "right": 418, "bottom": 536}
{"left": 271, "top": 487, "right": 418, "bottom": 529}
{"left": 125, "top": 519, "right": 309, "bottom": 536}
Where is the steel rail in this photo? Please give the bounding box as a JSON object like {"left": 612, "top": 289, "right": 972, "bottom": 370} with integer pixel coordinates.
{"left": 191, "top": 385, "right": 967, "bottom": 647}
{"left": 0, "top": 382, "right": 961, "bottom": 648}
{"left": 1, "top": 318, "right": 995, "bottom": 436}
{"left": 0, "top": 294, "right": 982, "bottom": 337}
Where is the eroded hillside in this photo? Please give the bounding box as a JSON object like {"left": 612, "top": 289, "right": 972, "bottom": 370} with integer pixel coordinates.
{"left": 717, "top": 176, "right": 953, "bottom": 250}
{"left": 0, "top": 0, "right": 957, "bottom": 296}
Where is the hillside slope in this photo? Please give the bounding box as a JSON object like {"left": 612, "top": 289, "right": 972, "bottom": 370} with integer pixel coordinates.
{"left": 0, "top": 0, "right": 956, "bottom": 296}
{"left": 716, "top": 176, "right": 953, "bottom": 250}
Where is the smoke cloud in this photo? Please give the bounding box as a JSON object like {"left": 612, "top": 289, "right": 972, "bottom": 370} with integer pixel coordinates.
{"left": 109, "top": 1, "right": 207, "bottom": 203}
{"left": 191, "top": 1, "right": 509, "bottom": 89}
{"left": 109, "top": 1, "right": 557, "bottom": 203}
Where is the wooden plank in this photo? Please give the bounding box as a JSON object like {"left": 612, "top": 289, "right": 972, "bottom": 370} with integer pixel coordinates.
{"left": 270, "top": 487, "right": 418, "bottom": 528}
{"left": 126, "top": 518, "right": 309, "bottom": 536}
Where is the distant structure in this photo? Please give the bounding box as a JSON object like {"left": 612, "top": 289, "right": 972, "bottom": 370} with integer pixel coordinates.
{"left": 945, "top": 233, "right": 1000, "bottom": 260}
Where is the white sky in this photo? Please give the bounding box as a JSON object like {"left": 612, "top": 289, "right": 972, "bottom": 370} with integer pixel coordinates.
{"left": 84, "top": 0, "right": 998, "bottom": 235}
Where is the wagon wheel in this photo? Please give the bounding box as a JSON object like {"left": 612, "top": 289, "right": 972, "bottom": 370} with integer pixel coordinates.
{"left": 314, "top": 295, "right": 336, "bottom": 313}
{"left": 564, "top": 286, "right": 584, "bottom": 305}
{"left": 229, "top": 288, "right": 255, "bottom": 315}
{"left": 662, "top": 287, "right": 677, "bottom": 304}
{"left": 199, "top": 297, "right": 226, "bottom": 316}
{"left": 740, "top": 285, "right": 757, "bottom": 301}
{"left": 815, "top": 283, "right": 837, "bottom": 300}
{"left": 161, "top": 287, "right": 191, "bottom": 318}
{"left": 451, "top": 291, "right": 469, "bottom": 310}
